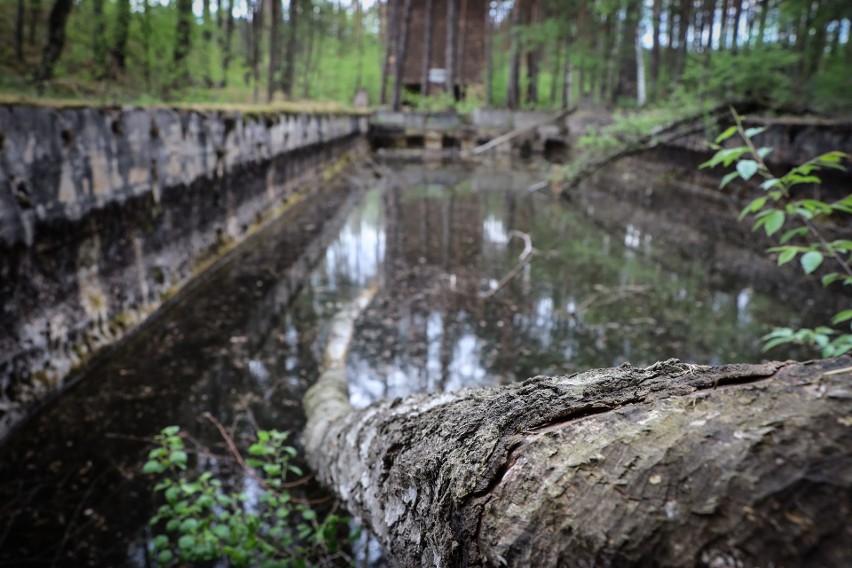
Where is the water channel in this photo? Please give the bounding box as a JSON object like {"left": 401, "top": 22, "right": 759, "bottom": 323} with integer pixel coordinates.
{"left": 0, "top": 157, "right": 822, "bottom": 566}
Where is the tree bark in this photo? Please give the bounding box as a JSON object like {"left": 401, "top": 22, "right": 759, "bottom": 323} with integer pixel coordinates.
{"left": 173, "top": 0, "right": 193, "bottom": 85}
{"left": 381, "top": 0, "right": 398, "bottom": 105}
{"left": 112, "top": 0, "right": 131, "bottom": 72}
{"left": 731, "top": 0, "right": 743, "bottom": 53}
{"left": 673, "top": 0, "right": 690, "bottom": 83}
{"left": 35, "top": 0, "right": 73, "bottom": 84}
{"left": 93, "top": 0, "right": 108, "bottom": 77}
{"left": 392, "top": 0, "right": 413, "bottom": 110}
{"left": 282, "top": 0, "right": 299, "bottom": 98}
{"left": 15, "top": 0, "right": 25, "bottom": 62}
{"left": 420, "top": 0, "right": 434, "bottom": 97}
{"left": 268, "top": 0, "right": 280, "bottom": 102}
{"left": 29, "top": 0, "right": 42, "bottom": 46}
{"left": 221, "top": 0, "right": 235, "bottom": 87}
{"left": 650, "top": 0, "right": 662, "bottom": 91}
{"left": 305, "top": 344, "right": 852, "bottom": 567}
{"left": 445, "top": 0, "right": 458, "bottom": 99}
{"left": 506, "top": 2, "right": 522, "bottom": 109}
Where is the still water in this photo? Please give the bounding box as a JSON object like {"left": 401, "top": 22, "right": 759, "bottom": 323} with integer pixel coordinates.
{"left": 0, "top": 158, "right": 811, "bottom": 566}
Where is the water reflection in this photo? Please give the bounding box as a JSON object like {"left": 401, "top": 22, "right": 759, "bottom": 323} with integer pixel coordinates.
{"left": 0, "top": 158, "right": 821, "bottom": 567}
{"left": 312, "top": 161, "right": 813, "bottom": 407}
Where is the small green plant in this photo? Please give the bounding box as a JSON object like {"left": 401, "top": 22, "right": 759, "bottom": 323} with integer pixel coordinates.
{"left": 701, "top": 109, "right": 852, "bottom": 357}
{"left": 143, "top": 425, "right": 354, "bottom": 567}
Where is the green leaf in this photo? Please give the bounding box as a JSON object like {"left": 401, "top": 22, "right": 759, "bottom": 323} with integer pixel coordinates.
{"left": 169, "top": 450, "right": 188, "bottom": 467}
{"left": 143, "top": 460, "right": 165, "bottom": 475}
{"left": 719, "top": 171, "right": 740, "bottom": 189}
{"left": 800, "top": 251, "right": 824, "bottom": 274}
{"left": 763, "top": 210, "right": 785, "bottom": 236}
{"left": 776, "top": 248, "right": 797, "bottom": 266}
{"left": 822, "top": 273, "right": 842, "bottom": 287}
{"left": 714, "top": 126, "right": 738, "bottom": 144}
{"left": 162, "top": 426, "right": 180, "bottom": 437}
{"left": 157, "top": 550, "right": 174, "bottom": 564}
{"left": 832, "top": 310, "right": 852, "bottom": 325}
{"left": 180, "top": 518, "right": 199, "bottom": 532}
{"left": 757, "top": 147, "right": 773, "bottom": 159}
{"left": 736, "top": 160, "right": 759, "bottom": 181}
{"left": 263, "top": 464, "right": 282, "bottom": 476}
{"left": 744, "top": 126, "right": 767, "bottom": 138}
{"left": 760, "top": 178, "right": 782, "bottom": 190}
{"left": 165, "top": 486, "right": 180, "bottom": 503}
{"left": 779, "top": 226, "right": 808, "bottom": 244}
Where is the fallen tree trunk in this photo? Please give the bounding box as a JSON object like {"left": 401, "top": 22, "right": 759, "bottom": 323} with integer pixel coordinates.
{"left": 303, "top": 299, "right": 852, "bottom": 567}
{"left": 467, "top": 107, "right": 577, "bottom": 156}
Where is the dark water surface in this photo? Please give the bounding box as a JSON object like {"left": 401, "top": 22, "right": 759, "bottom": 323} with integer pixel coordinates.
{"left": 0, "top": 158, "right": 814, "bottom": 566}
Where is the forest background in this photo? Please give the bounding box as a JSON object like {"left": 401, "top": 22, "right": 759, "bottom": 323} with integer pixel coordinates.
{"left": 1, "top": 0, "right": 850, "bottom": 114}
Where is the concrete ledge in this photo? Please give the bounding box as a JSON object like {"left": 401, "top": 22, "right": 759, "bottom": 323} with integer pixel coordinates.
{"left": 0, "top": 104, "right": 367, "bottom": 438}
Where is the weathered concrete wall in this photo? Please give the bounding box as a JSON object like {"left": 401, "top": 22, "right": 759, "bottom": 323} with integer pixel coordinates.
{"left": 0, "top": 104, "right": 367, "bottom": 438}
{"left": 369, "top": 109, "right": 569, "bottom": 153}
{"left": 667, "top": 116, "right": 852, "bottom": 172}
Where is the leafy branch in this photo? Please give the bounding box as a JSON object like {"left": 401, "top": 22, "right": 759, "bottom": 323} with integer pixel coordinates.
{"left": 142, "top": 424, "right": 356, "bottom": 567}
{"left": 701, "top": 108, "right": 851, "bottom": 357}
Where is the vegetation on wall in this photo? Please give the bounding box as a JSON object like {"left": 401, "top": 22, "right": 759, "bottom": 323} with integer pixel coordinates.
{"left": 701, "top": 110, "right": 851, "bottom": 357}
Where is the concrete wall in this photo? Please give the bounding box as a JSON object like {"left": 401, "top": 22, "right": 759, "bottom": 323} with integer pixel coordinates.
{"left": 0, "top": 104, "right": 366, "bottom": 437}
{"left": 666, "top": 116, "right": 852, "bottom": 172}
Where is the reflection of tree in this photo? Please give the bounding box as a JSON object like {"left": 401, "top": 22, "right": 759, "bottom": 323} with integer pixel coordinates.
{"left": 350, "top": 162, "right": 812, "bottom": 406}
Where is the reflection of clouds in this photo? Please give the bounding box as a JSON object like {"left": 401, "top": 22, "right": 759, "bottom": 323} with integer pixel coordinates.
{"left": 426, "top": 312, "right": 443, "bottom": 389}
{"left": 737, "top": 288, "right": 753, "bottom": 326}
{"left": 248, "top": 359, "right": 270, "bottom": 383}
{"left": 533, "top": 296, "right": 554, "bottom": 348}
{"left": 483, "top": 215, "right": 509, "bottom": 245}
{"left": 446, "top": 334, "right": 488, "bottom": 391}
{"left": 322, "top": 189, "right": 386, "bottom": 290}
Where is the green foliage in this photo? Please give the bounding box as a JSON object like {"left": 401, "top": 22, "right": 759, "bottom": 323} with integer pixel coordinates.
{"left": 701, "top": 110, "right": 852, "bottom": 357}
{"left": 143, "top": 427, "right": 355, "bottom": 567}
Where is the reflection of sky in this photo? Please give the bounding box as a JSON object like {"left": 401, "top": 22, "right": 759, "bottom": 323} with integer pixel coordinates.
{"left": 304, "top": 163, "right": 811, "bottom": 409}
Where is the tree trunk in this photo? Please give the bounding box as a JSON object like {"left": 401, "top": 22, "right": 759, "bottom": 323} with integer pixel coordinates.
{"left": 304, "top": 326, "right": 852, "bottom": 568}
{"left": 302, "top": 0, "right": 319, "bottom": 99}
{"left": 15, "top": 0, "right": 25, "bottom": 62}
{"left": 200, "top": 0, "right": 212, "bottom": 86}
{"left": 29, "top": 0, "right": 42, "bottom": 46}
{"left": 636, "top": 24, "right": 646, "bottom": 107}
{"left": 506, "top": 3, "right": 522, "bottom": 109}
{"left": 222, "top": 0, "right": 235, "bottom": 87}
{"left": 250, "top": 0, "right": 263, "bottom": 102}
{"left": 35, "top": 0, "right": 73, "bottom": 84}
{"left": 380, "top": 0, "right": 398, "bottom": 105}
{"left": 445, "top": 0, "right": 457, "bottom": 99}
{"left": 112, "top": 0, "right": 131, "bottom": 72}
{"left": 92, "top": 0, "right": 108, "bottom": 77}
{"left": 731, "top": 0, "right": 743, "bottom": 53}
{"left": 719, "top": 0, "right": 729, "bottom": 49}
{"left": 173, "top": 0, "right": 193, "bottom": 85}
{"left": 282, "top": 0, "right": 299, "bottom": 98}
{"left": 673, "top": 0, "right": 690, "bottom": 84}
{"left": 650, "top": 0, "right": 661, "bottom": 91}
{"left": 392, "top": 0, "right": 413, "bottom": 110}
{"left": 268, "top": 0, "right": 280, "bottom": 102}
{"left": 420, "top": 0, "right": 433, "bottom": 97}
{"left": 756, "top": 0, "right": 769, "bottom": 46}
{"left": 484, "top": 3, "right": 493, "bottom": 106}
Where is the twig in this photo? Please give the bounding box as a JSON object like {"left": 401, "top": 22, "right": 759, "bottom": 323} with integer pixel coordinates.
{"left": 468, "top": 107, "right": 577, "bottom": 156}
{"left": 480, "top": 231, "right": 536, "bottom": 299}
{"left": 203, "top": 412, "right": 271, "bottom": 491}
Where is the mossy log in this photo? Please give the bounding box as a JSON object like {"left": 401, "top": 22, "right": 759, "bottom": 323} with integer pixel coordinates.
{"left": 303, "top": 297, "right": 852, "bottom": 567}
